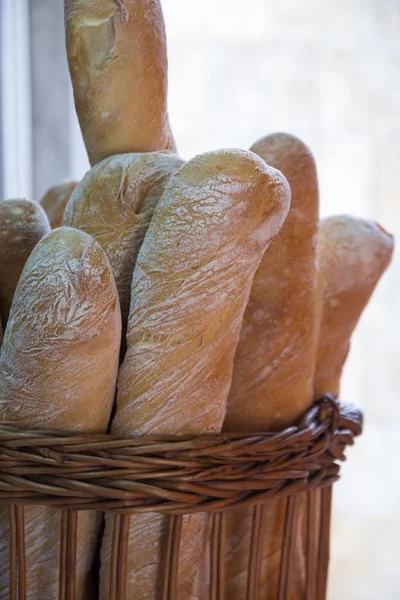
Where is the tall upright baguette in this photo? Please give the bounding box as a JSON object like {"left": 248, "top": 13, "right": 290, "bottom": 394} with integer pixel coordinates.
{"left": 63, "top": 151, "right": 184, "bottom": 330}
{"left": 99, "top": 149, "right": 291, "bottom": 600}
{"left": 223, "top": 133, "right": 320, "bottom": 599}
{"left": 314, "top": 215, "right": 394, "bottom": 398}
{"left": 0, "top": 227, "right": 121, "bottom": 599}
{"left": 0, "top": 199, "right": 50, "bottom": 327}
{"left": 65, "top": 0, "right": 176, "bottom": 165}
{"left": 40, "top": 180, "right": 78, "bottom": 228}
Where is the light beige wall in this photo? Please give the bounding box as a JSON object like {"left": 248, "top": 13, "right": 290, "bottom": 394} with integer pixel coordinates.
{"left": 163, "top": 1, "right": 399, "bottom": 598}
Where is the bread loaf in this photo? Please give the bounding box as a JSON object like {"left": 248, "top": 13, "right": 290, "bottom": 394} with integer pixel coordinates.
{"left": 65, "top": 0, "right": 176, "bottom": 165}
{"left": 40, "top": 180, "right": 78, "bottom": 228}
{"left": 223, "top": 133, "right": 320, "bottom": 600}
{"left": 0, "top": 227, "right": 121, "bottom": 599}
{"left": 0, "top": 199, "right": 50, "bottom": 328}
{"left": 314, "top": 215, "right": 394, "bottom": 398}
{"left": 99, "top": 149, "right": 291, "bottom": 600}
{"left": 308, "top": 217, "right": 394, "bottom": 600}
{"left": 63, "top": 151, "right": 184, "bottom": 330}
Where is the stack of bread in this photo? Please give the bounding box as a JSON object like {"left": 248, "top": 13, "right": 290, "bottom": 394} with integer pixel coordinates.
{"left": 0, "top": 1, "right": 394, "bottom": 599}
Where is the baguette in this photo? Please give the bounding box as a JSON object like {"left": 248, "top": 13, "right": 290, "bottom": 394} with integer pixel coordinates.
{"left": 0, "top": 199, "right": 50, "bottom": 327}
{"left": 99, "top": 149, "right": 291, "bottom": 600}
{"left": 224, "top": 133, "right": 320, "bottom": 599}
{"left": 63, "top": 151, "right": 184, "bottom": 330}
{"left": 314, "top": 215, "right": 394, "bottom": 398}
{"left": 65, "top": 0, "right": 176, "bottom": 165}
{"left": 309, "top": 216, "right": 394, "bottom": 600}
{"left": 40, "top": 180, "right": 78, "bottom": 228}
{"left": 0, "top": 227, "right": 121, "bottom": 599}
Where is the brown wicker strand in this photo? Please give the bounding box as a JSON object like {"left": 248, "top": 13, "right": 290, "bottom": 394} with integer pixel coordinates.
{"left": 161, "top": 515, "right": 183, "bottom": 600}
{"left": 210, "top": 513, "right": 220, "bottom": 600}
{"left": 161, "top": 516, "right": 173, "bottom": 600}
{"left": 109, "top": 514, "right": 122, "bottom": 600}
{"left": 306, "top": 489, "right": 320, "bottom": 600}
{"left": 278, "top": 495, "right": 300, "bottom": 600}
{"left": 247, "top": 505, "right": 265, "bottom": 600}
{"left": 9, "top": 504, "right": 17, "bottom": 600}
{"left": 169, "top": 515, "right": 183, "bottom": 600}
{"left": 210, "top": 511, "right": 228, "bottom": 600}
{"left": 254, "top": 505, "right": 266, "bottom": 596}
{"left": 116, "top": 515, "right": 130, "bottom": 600}
{"left": 59, "top": 511, "right": 68, "bottom": 600}
{"left": 217, "top": 512, "right": 227, "bottom": 600}
{"left": 66, "top": 511, "right": 78, "bottom": 600}
{"left": 317, "top": 486, "right": 333, "bottom": 600}
{"left": 16, "top": 505, "right": 26, "bottom": 600}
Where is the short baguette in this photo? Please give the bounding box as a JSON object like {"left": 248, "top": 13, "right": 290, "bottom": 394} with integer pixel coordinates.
{"left": 99, "top": 149, "right": 291, "bottom": 600}
{"left": 0, "top": 199, "right": 50, "bottom": 327}
{"left": 65, "top": 0, "right": 176, "bottom": 165}
{"left": 223, "top": 133, "right": 320, "bottom": 600}
{"left": 63, "top": 152, "right": 184, "bottom": 330}
{"left": 0, "top": 227, "right": 121, "bottom": 599}
{"left": 309, "top": 216, "right": 394, "bottom": 600}
{"left": 314, "top": 215, "right": 394, "bottom": 398}
{"left": 40, "top": 180, "right": 78, "bottom": 228}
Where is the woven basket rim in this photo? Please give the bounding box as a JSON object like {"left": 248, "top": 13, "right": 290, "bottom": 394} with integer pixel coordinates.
{"left": 0, "top": 395, "right": 363, "bottom": 514}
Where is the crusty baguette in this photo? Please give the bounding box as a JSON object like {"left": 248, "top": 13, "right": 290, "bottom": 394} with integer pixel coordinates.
{"left": 0, "top": 199, "right": 50, "bottom": 328}
{"left": 225, "top": 133, "right": 319, "bottom": 431}
{"left": 40, "top": 180, "right": 78, "bottom": 228}
{"left": 65, "top": 0, "right": 176, "bottom": 165}
{"left": 223, "top": 133, "right": 320, "bottom": 600}
{"left": 314, "top": 215, "right": 394, "bottom": 398}
{"left": 309, "top": 216, "right": 394, "bottom": 600}
{"left": 99, "top": 149, "right": 291, "bottom": 600}
{"left": 63, "top": 152, "right": 184, "bottom": 330}
{"left": 0, "top": 227, "right": 121, "bottom": 600}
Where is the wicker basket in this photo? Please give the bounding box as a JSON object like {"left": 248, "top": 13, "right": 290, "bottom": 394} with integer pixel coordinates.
{"left": 0, "top": 395, "right": 362, "bottom": 600}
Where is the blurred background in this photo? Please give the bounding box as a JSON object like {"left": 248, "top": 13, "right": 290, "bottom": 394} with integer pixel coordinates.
{"left": 0, "top": 1, "right": 399, "bottom": 598}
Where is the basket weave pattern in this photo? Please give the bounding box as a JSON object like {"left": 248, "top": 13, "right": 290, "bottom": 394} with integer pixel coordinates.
{"left": 0, "top": 395, "right": 362, "bottom": 600}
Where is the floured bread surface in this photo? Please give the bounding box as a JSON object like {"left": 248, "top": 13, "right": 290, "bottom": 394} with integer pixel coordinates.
{"left": 0, "top": 199, "right": 50, "bottom": 327}
{"left": 314, "top": 215, "right": 394, "bottom": 397}
{"left": 40, "top": 180, "right": 78, "bottom": 228}
{"left": 226, "top": 133, "right": 320, "bottom": 431}
{"left": 63, "top": 151, "right": 184, "bottom": 329}
{"left": 0, "top": 226, "right": 121, "bottom": 599}
{"left": 0, "top": 226, "right": 121, "bottom": 431}
{"left": 99, "top": 149, "right": 291, "bottom": 600}
{"left": 65, "top": 0, "right": 176, "bottom": 165}
{"left": 115, "top": 149, "right": 290, "bottom": 436}
{"left": 224, "top": 133, "right": 320, "bottom": 600}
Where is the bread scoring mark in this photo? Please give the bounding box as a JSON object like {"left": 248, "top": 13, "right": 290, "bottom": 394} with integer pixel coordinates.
{"left": 76, "top": 17, "right": 111, "bottom": 27}
{"left": 5, "top": 204, "right": 24, "bottom": 215}
{"left": 76, "top": 16, "right": 116, "bottom": 74}
{"left": 113, "top": 0, "right": 129, "bottom": 22}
